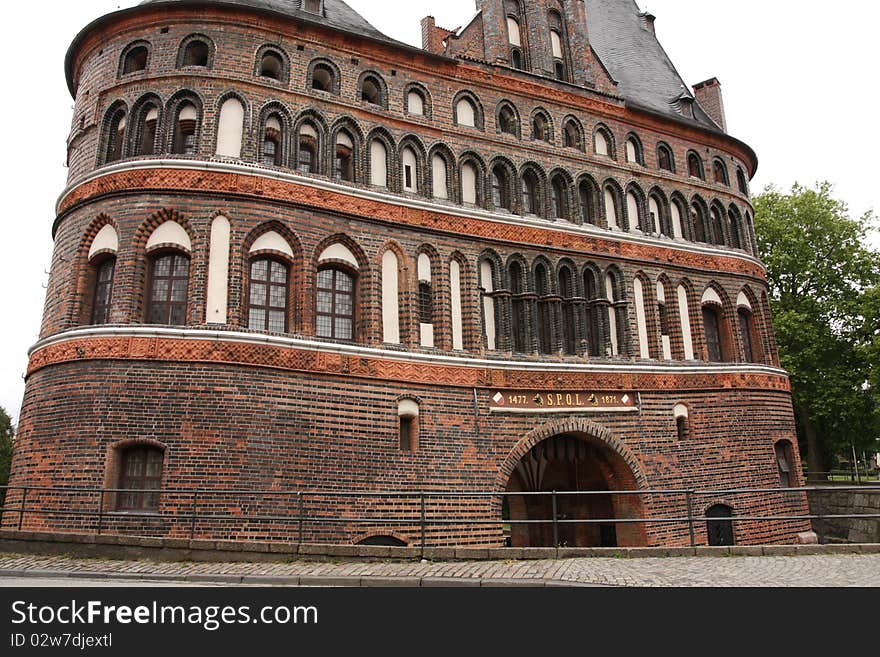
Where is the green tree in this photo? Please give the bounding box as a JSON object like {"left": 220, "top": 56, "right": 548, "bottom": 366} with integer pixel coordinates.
{"left": 754, "top": 182, "right": 880, "bottom": 478}
{"left": 0, "top": 405, "right": 13, "bottom": 505}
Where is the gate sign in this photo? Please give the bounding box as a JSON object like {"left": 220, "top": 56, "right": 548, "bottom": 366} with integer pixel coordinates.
{"left": 489, "top": 390, "right": 639, "bottom": 414}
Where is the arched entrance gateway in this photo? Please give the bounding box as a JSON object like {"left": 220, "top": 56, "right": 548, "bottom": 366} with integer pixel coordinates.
{"left": 501, "top": 423, "right": 648, "bottom": 548}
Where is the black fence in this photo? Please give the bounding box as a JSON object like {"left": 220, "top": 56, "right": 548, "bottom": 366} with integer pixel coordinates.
{"left": 1, "top": 484, "right": 878, "bottom": 550}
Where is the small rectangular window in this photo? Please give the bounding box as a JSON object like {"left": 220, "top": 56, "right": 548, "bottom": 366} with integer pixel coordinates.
{"left": 405, "top": 164, "right": 413, "bottom": 190}
{"left": 399, "top": 416, "right": 414, "bottom": 452}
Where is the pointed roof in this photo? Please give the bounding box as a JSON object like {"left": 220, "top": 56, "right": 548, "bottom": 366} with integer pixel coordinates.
{"left": 585, "top": 0, "right": 720, "bottom": 132}
{"left": 138, "top": 0, "right": 392, "bottom": 44}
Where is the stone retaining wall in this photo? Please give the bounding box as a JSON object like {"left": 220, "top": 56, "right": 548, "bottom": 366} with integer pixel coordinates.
{"left": 808, "top": 489, "right": 880, "bottom": 544}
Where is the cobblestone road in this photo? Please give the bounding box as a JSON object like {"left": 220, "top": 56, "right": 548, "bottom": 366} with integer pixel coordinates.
{"left": 1, "top": 552, "right": 878, "bottom": 587}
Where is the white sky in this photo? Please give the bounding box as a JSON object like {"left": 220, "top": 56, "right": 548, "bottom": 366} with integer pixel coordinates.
{"left": 0, "top": 0, "right": 878, "bottom": 423}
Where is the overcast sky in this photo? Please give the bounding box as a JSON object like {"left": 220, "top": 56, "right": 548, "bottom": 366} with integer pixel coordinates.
{"left": 0, "top": 0, "right": 877, "bottom": 423}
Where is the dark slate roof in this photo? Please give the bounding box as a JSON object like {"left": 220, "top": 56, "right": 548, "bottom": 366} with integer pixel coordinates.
{"left": 139, "top": 0, "right": 393, "bottom": 44}
{"left": 585, "top": 0, "right": 721, "bottom": 132}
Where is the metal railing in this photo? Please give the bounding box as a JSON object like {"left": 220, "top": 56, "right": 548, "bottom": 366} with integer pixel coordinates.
{"left": 1, "top": 484, "right": 878, "bottom": 553}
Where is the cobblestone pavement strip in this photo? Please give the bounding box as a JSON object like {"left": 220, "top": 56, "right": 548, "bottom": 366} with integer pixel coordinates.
{"left": 0, "top": 553, "right": 878, "bottom": 587}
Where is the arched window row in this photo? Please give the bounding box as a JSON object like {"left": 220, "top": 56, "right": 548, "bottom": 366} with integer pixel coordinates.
{"left": 79, "top": 220, "right": 770, "bottom": 366}
{"left": 100, "top": 98, "right": 757, "bottom": 253}
{"left": 113, "top": 35, "right": 751, "bottom": 195}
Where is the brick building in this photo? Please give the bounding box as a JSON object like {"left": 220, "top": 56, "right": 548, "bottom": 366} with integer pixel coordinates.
{"left": 7, "top": 0, "right": 810, "bottom": 548}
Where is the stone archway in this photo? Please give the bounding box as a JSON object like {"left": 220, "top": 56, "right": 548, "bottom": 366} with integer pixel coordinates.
{"left": 499, "top": 419, "right": 648, "bottom": 548}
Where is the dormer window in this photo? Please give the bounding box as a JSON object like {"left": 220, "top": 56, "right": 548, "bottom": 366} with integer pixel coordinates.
{"left": 121, "top": 44, "right": 149, "bottom": 75}
{"left": 687, "top": 152, "right": 705, "bottom": 180}
{"left": 311, "top": 64, "right": 334, "bottom": 92}
{"left": 259, "top": 50, "right": 284, "bottom": 80}
{"left": 303, "top": 0, "right": 322, "bottom": 14}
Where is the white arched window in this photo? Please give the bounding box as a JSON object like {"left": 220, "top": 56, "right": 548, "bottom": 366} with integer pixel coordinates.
{"left": 216, "top": 97, "right": 244, "bottom": 158}
{"left": 401, "top": 147, "right": 418, "bottom": 193}
{"left": 626, "top": 139, "right": 638, "bottom": 163}
{"left": 382, "top": 250, "right": 400, "bottom": 344}
{"left": 480, "top": 260, "right": 497, "bottom": 350}
{"left": 461, "top": 162, "right": 477, "bottom": 204}
{"left": 206, "top": 216, "right": 230, "bottom": 324}
{"left": 418, "top": 253, "right": 434, "bottom": 348}
{"left": 456, "top": 98, "right": 476, "bottom": 128}
{"left": 507, "top": 17, "right": 522, "bottom": 46}
{"left": 671, "top": 203, "right": 684, "bottom": 239}
{"left": 550, "top": 30, "right": 563, "bottom": 59}
{"left": 604, "top": 187, "right": 618, "bottom": 229}
{"left": 432, "top": 155, "right": 448, "bottom": 200}
{"left": 606, "top": 274, "right": 619, "bottom": 356}
{"left": 626, "top": 192, "right": 640, "bottom": 232}
{"left": 657, "top": 281, "right": 672, "bottom": 360}
{"left": 450, "top": 259, "right": 464, "bottom": 351}
{"left": 634, "top": 278, "right": 650, "bottom": 359}
{"left": 370, "top": 140, "right": 388, "bottom": 188}
{"left": 677, "top": 284, "right": 695, "bottom": 360}
{"left": 407, "top": 90, "right": 425, "bottom": 116}
{"left": 595, "top": 130, "right": 609, "bottom": 156}
{"left": 649, "top": 198, "right": 661, "bottom": 234}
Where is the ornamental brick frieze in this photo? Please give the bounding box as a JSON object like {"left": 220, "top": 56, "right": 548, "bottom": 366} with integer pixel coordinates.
{"left": 28, "top": 335, "right": 791, "bottom": 394}
{"left": 58, "top": 167, "right": 766, "bottom": 279}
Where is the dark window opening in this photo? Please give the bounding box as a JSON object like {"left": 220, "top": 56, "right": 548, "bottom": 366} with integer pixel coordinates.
{"left": 419, "top": 281, "right": 432, "bottom": 325}
{"left": 316, "top": 267, "right": 355, "bottom": 341}
{"left": 303, "top": 0, "right": 321, "bottom": 14}
{"left": 92, "top": 258, "right": 115, "bottom": 325}
{"left": 297, "top": 135, "right": 317, "bottom": 174}
{"left": 404, "top": 164, "right": 414, "bottom": 190}
{"left": 579, "top": 182, "right": 595, "bottom": 225}
{"left": 713, "top": 160, "right": 729, "bottom": 186}
{"left": 182, "top": 41, "right": 209, "bottom": 67}
{"left": 706, "top": 505, "right": 735, "bottom": 547}
{"left": 688, "top": 153, "right": 704, "bottom": 179}
{"left": 498, "top": 106, "right": 518, "bottom": 136}
{"left": 511, "top": 48, "right": 524, "bottom": 70}
{"left": 335, "top": 144, "right": 353, "bottom": 181}
{"left": 147, "top": 253, "right": 190, "bottom": 325}
{"left": 118, "top": 446, "right": 164, "bottom": 511}
{"left": 312, "top": 65, "right": 334, "bottom": 92}
{"left": 107, "top": 114, "right": 126, "bottom": 163}
{"left": 775, "top": 442, "right": 793, "bottom": 488}
{"left": 172, "top": 116, "right": 197, "bottom": 156}
{"left": 492, "top": 168, "right": 510, "bottom": 210}
{"left": 676, "top": 415, "right": 688, "bottom": 441}
{"left": 563, "top": 122, "right": 580, "bottom": 149}
{"left": 123, "top": 46, "right": 148, "bottom": 74}
{"left": 260, "top": 52, "right": 284, "bottom": 80}
{"left": 551, "top": 179, "right": 566, "bottom": 218}
{"left": 361, "top": 77, "right": 382, "bottom": 105}
{"left": 737, "top": 168, "right": 749, "bottom": 195}
{"left": 692, "top": 205, "right": 707, "bottom": 243}
{"left": 399, "top": 415, "right": 415, "bottom": 452}
{"left": 532, "top": 115, "right": 549, "bottom": 142}
{"left": 249, "top": 258, "right": 289, "bottom": 333}
{"left": 739, "top": 309, "right": 754, "bottom": 363}
{"left": 702, "top": 305, "right": 723, "bottom": 363}
{"left": 138, "top": 115, "right": 158, "bottom": 156}
{"left": 522, "top": 173, "right": 539, "bottom": 215}
{"left": 658, "top": 145, "right": 674, "bottom": 172}
{"left": 263, "top": 131, "right": 281, "bottom": 167}
{"left": 554, "top": 61, "right": 566, "bottom": 81}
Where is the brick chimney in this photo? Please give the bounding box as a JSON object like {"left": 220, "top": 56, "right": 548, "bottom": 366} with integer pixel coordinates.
{"left": 693, "top": 77, "right": 727, "bottom": 132}
{"left": 421, "top": 16, "right": 456, "bottom": 55}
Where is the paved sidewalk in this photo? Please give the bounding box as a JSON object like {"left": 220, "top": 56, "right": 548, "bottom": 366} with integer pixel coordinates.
{"left": 1, "top": 552, "right": 878, "bottom": 587}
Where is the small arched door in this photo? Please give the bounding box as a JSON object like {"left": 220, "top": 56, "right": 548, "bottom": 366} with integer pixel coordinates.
{"left": 706, "top": 504, "right": 735, "bottom": 546}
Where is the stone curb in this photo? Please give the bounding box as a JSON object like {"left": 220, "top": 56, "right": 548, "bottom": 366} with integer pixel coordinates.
{"left": 1, "top": 530, "right": 878, "bottom": 563}
{"left": 0, "top": 568, "right": 597, "bottom": 588}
